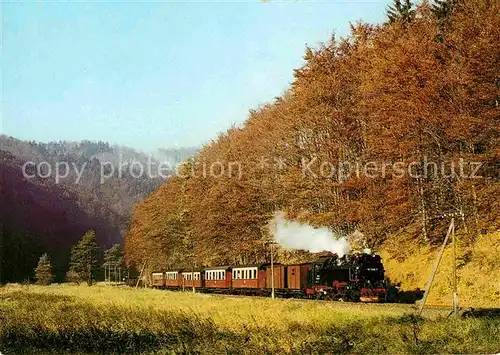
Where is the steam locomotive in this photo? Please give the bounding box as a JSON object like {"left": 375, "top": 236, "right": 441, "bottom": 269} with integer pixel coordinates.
{"left": 151, "top": 253, "right": 386, "bottom": 302}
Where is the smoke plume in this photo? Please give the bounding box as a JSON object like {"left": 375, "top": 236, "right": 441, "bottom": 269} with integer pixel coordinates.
{"left": 270, "top": 212, "right": 351, "bottom": 256}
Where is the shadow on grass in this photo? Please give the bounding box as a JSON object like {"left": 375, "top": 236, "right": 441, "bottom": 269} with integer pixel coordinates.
{"left": 1, "top": 291, "right": 500, "bottom": 354}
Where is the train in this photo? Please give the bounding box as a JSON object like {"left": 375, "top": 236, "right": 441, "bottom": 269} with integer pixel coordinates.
{"left": 151, "top": 253, "right": 386, "bottom": 302}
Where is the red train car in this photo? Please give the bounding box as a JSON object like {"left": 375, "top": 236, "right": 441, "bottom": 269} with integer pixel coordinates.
{"left": 264, "top": 264, "right": 286, "bottom": 289}
{"left": 231, "top": 265, "right": 266, "bottom": 288}
{"left": 181, "top": 270, "right": 203, "bottom": 288}
{"left": 165, "top": 271, "right": 181, "bottom": 288}
{"left": 151, "top": 272, "right": 165, "bottom": 288}
{"left": 286, "top": 264, "right": 311, "bottom": 290}
{"left": 204, "top": 266, "right": 232, "bottom": 288}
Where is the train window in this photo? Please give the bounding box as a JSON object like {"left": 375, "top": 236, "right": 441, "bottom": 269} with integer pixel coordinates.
{"left": 253, "top": 269, "right": 257, "bottom": 279}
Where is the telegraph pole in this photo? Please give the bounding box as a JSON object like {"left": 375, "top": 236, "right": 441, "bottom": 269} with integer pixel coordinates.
{"left": 191, "top": 241, "right": 195, "bottom": 293}
{"left": 418, "top": 218, "right": 457, "bottom": 317}
{"left": 265, "top": 240, "right": 277, "bottom": 299}
{"left": 452, "top": 220, "right": 459, "bottom": 316}
{"left": 271, "top": 242, "right": 275, "bottom": 299}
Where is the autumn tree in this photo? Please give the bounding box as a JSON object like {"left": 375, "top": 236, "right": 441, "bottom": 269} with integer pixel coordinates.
{"left": 124, "top": 0, "right": 499, "bottom": 270}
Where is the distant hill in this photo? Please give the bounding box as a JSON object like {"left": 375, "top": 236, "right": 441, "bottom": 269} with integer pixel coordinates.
{"left": 0, "top": 135, "right": 197, "bottom": 282}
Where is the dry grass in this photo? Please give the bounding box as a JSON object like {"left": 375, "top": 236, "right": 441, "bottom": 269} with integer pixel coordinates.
{"left": 1, "top": 284, "right": 499, "bottom": 354}
{"left": 381, "top": 230, "right": 500, "bottom": 307}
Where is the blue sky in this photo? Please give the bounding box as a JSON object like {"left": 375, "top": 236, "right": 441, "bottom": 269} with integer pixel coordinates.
{"left": 2, "top": 1, "right": 392, "bottom": 152}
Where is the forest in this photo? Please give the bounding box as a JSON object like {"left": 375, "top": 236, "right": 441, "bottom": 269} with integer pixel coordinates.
{"left": 0, "top": 137, "right": 196, "bottom": 282}
{"left": 124, "top": 0, "right": 499, "bottom": 272}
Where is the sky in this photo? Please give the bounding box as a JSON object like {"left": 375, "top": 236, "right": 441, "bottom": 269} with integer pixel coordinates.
{"left": 1, "top": 0, "right": 392, "bottom": 152}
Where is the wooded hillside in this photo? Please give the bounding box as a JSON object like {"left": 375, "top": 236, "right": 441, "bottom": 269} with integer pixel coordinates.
{"left": 124, "top": 0, "right": 499, "bottom": 272}
{"left": 0, "top": 138, "right": 194, "bottom": 282}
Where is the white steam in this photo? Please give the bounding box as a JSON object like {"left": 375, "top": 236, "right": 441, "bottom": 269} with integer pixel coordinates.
{"left": 270, "top": 212, "right": 351, "bottom": 257}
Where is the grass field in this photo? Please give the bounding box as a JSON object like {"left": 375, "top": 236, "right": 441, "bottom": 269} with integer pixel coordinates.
{"left": 1, "top": 284, "right": 499, "bottom": 354}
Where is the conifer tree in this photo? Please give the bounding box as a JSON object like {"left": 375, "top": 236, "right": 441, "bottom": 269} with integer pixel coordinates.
{"left": 34, "top": 253, "right": 54, "bottom": 285}
{"left": 69, "top": 230, "right": 100, "bottom": 286}
{"left": 104, "top": 244, "right": 123, "bottom": 265}
{"left": 431, "top": 0, "right": 457, "bottom": 20}
{"left": 387, "top": 0, "right": 416, "bottom": 24}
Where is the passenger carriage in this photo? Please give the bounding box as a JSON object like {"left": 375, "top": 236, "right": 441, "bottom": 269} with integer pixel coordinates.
{"left": 204, "top": 266, "right": 232, "bottom": 289}
{"left": 181, "top": 270, "right": 203, "bottom": 288}
{"left": 165, "top": 270, "right": 181, "bottom": 288}
{"left": 151, "top": 272, "right": 165, "bottom": 288}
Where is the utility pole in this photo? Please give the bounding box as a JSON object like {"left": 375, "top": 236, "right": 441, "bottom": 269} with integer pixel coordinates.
{"left": 418, "top": 218, "right": 456, "bottom": 317}
{"left": 136, "top": 260, "right": 147, "bottom": 288}
{"left": 271, "top": 242, "right": 275, "bottom": 299}
{"left": 452, "top": 220, "right": 459, "bottom": 316}
{"left": 266, "top": 240, "right": 277, "bottom": 299}
{"left": 191, "top": 257, "right": 195, "bottom": 293}
{"left": 190, "top": 241, "right": 195, "bottom": 293}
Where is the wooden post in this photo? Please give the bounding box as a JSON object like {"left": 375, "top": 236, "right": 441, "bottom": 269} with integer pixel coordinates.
{"left": 192, "top": 264, "right": 195, "bottom": 293}
{"left": 271, "top": 242, "right": 275, "bottom": 299}
{"left": 452, "top": 220, "right": 459, "bottom": 316}
{"left": 136, "top": 260, "right": 147, "bottom": 288}
{"left": 418, "top": 218, "right": 455, "bottom": 317}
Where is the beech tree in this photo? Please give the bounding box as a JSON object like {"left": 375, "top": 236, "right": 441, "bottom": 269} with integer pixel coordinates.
{"left": 124, "top": 0, "right": 499, "bottom": 270}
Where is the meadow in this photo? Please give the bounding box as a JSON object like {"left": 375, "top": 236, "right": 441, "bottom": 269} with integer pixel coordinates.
{"left": 0, "top": 284, "right": 499, "bottom": 354}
